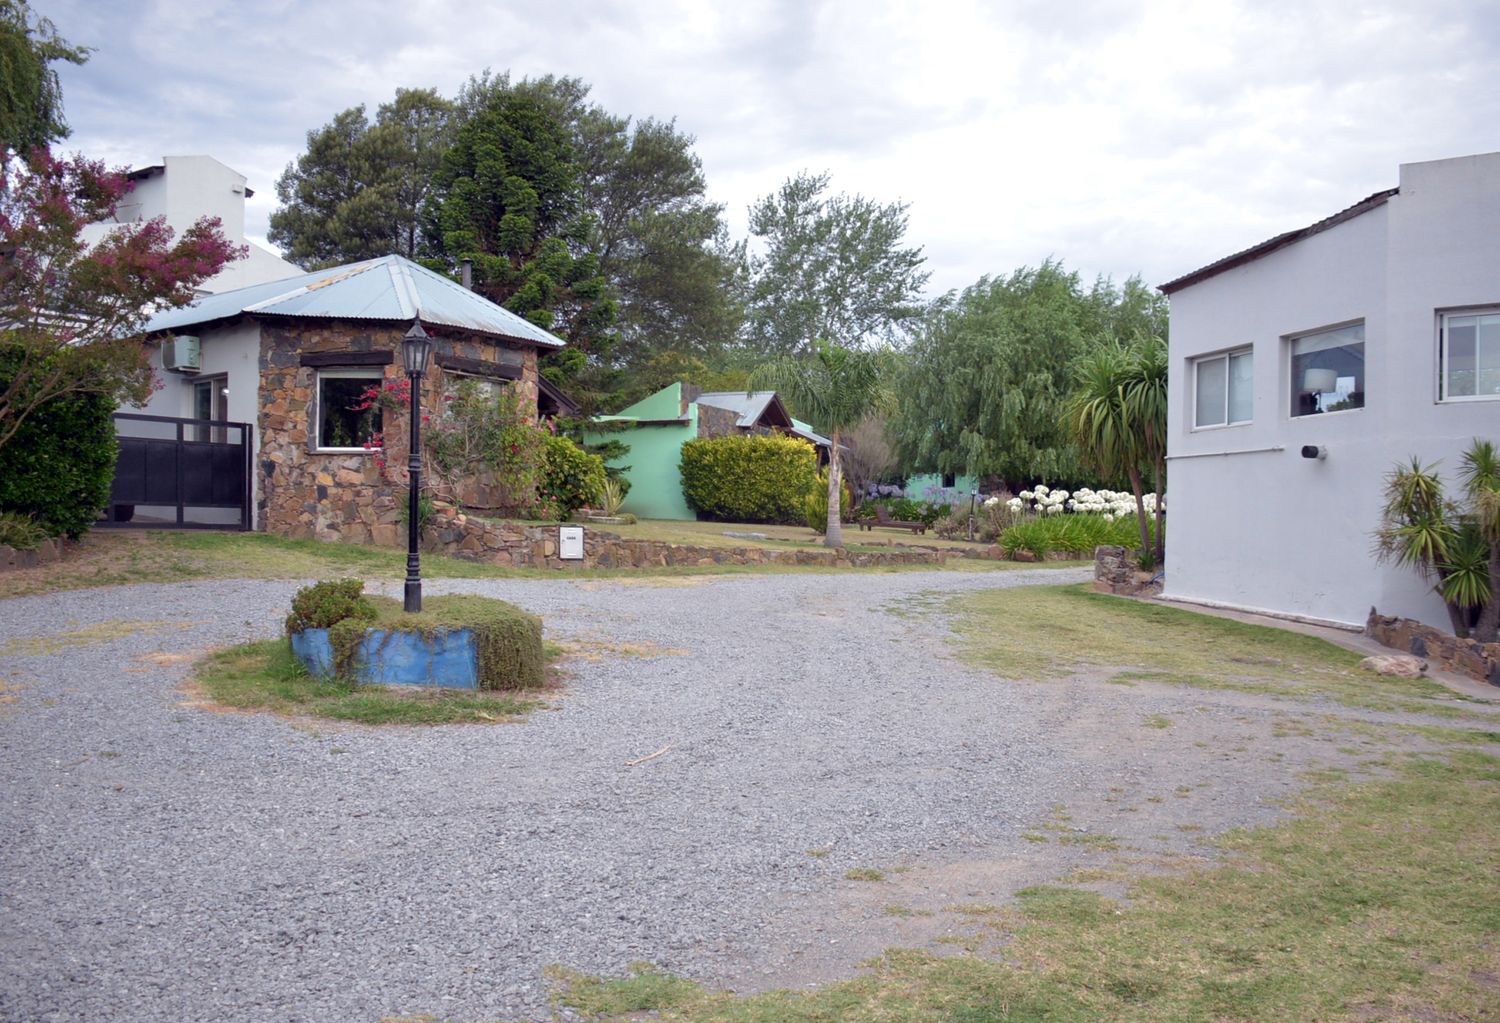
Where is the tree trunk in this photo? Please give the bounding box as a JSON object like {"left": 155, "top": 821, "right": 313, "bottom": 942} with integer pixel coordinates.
{"left": 1474, "top": 546, "right": 1500, "bottom": 643}
{"left": 1152, "top": 456, "right": 1166, "bottom": 568}
{"left": 1126, "top": 465, "right": 1149, "bottom": 560}
{"left": 826, "top": 433, "right": 844, "bottom": 548}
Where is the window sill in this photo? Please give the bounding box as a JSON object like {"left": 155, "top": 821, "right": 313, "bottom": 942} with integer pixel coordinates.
{"left": 1290, "top": 406, "right": 1365, "bottom": 420}
{"left": 1189, "top": 420, "right": 1252, "bottom": 433}
{"left": 311, "top": 447, "right": 379, "bottom": 456}
{"left": 1437, "top": 394, "right": 1500, "bottom": 404}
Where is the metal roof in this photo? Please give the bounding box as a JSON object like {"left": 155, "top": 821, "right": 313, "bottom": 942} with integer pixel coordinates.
{"left": 144, "top": 254, "right": 566, "bottom": 348}
{"left": 695, "top": 391, "right": 782, "bottom": 428}
{"left": 789, "top": 418, "right": 832, "bottom": 448}
{"left": 1159, "top": 188, "right": 1398, "bottom": 295}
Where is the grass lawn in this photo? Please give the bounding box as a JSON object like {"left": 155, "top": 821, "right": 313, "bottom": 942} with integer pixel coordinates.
{"left": 4, "top": 530, "right": 1079, "bottom": 598}
{"left": 591, "top": 517, "right": 993, "bottom": 553}
{"left": 187, "top": 637, "right": 558, "bottom": 726}
{"left": 950, "top": 583, "right": 1486, "bottom": 716}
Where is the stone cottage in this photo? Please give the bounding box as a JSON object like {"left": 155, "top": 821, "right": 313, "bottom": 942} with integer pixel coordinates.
{"left": 139, "top": 255, "right": 568, "bottom": 541}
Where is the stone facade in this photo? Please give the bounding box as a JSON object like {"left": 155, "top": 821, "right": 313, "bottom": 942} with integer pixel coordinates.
{"left": 256, "top": 320, "right": 540, "bottom": 541}
{"left": 428, "top": 513, "right": 952, "bottom": 570}
{"left": 1093, "top": 544, "right": 1164, "bottom": 595}
{"left": 695, "top": 403, "right": 744, "bottom": 440}
{"left": 1365, "top": 609, "right": 1500, "bottom": 686}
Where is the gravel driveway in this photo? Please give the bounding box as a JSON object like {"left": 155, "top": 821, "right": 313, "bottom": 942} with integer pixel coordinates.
{"left": 0, "top": 566, "right": 1466, "bottom": 1022}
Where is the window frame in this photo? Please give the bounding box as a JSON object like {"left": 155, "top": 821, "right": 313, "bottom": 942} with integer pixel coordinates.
{"left": 313, "top": 366, "right": 386, "bottom": 453}
{"left": 1288, "top": 321, "right": 1366, "bottom": 419}
{"left": 1438, "top": 307, "right": 1500, "bottom": 404}
{"left": 1191, "top": 346, "right": 1253, "bottom": 430}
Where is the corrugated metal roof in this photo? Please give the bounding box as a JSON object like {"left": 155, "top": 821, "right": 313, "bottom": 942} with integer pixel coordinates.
{"left": 695, "top": 391, "right": 780, "bottom": 428}
{"left": 1159, "top": 188, "right": 1398, "bottom": 295}
{"left": 789, "top": 418, "right": 831, "bottom": 448}
{"left": 144, "top": 254, "right": 566, "bottom": 348}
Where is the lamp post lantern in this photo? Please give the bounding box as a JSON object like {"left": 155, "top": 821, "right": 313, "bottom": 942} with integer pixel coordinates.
{"left": 401, "top": 320, "right": 433, "bottom": 613}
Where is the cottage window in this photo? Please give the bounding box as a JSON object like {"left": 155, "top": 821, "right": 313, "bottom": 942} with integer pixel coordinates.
{"left": 315, "top": 367, "right": 384, "bottom": 451}
{"left": 443, "top": 371, "right": 508, "bottom": 408}
{"left": 1440, "top": 309, "right": 1500, "bottom": 401}
{"left": 1192, "top": 348, "right": 1253, "bottom": 428}
{"left": 1290, "top": 323, "right": 1364, "bottom": 417}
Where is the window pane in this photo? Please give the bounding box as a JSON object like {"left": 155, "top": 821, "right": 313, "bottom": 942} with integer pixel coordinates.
{"left": 1446, "top": 318, "right": 1477, "bottom": 398}
{"left": 1195, "top": 356, "right": 1227, "bottom": 427}
{"left": 1291, "top": 324, "right": 1364, "bottom": 416}
{"left": 1480, "top": 316, "right": 1500, "bottom": 397}
{"left": 1227, "top": 351, "right": 1253, "bottom": 423}
{"left": 319, "top": 376, "right": 383, "bottom": 448}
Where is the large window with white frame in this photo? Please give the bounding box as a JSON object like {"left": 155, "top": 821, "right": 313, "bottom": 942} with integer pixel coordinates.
{"left": 1193, "top": 348, "right": 1253, "bottom": 428}
{"left": 1440, "top": 309, "right": 1500, "bottom": 401}
{"left": 1290, "top": 322, "right": 1364, "bottom": 417}
{"left": 315, "top": 367, "right": 384, "bottom": 451}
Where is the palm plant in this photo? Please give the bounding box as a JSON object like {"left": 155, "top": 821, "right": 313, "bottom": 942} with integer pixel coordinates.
{"left": 750, "top": 340, "right": 892, "bottom": 547}
{"left": 1062, "top": 335, "right": 1167, "bottom": 564}
{"left": 1459, "top": 439, "right": 1500, "bottom": 641}
{"left": 1376, "top": 444, "right": 1495, "bottom": 640}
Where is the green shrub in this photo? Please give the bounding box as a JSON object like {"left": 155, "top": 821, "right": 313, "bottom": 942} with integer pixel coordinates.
{"left": 0, "top": 367, "right": 117, "bottom": 538}
{"left": 0, "top": 511, "right": 48, "bottom": 551}
{"left": 284, "top": 578, "right": 378, "bottom": 634}
{"left": 870, "top": 496, "right": 948, "bottom": 527}
{"left": 680, "top": 433, "right": 819, "bottom": 524}
{"left": 997, "top": 514, "right": 1159, "bottom": 557}
{"left": 539, "top": 433, "right": 607, "bottom": 519}
{"left": 804, "top": 471, "right": 855, "bottom": 533}
{"left": 328, "top": 594, "right": 545, "bottom": 691}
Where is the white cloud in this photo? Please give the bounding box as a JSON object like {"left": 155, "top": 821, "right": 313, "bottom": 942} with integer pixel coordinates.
{"left": 45, "top": 0, "right": 1500, "bottom": 296}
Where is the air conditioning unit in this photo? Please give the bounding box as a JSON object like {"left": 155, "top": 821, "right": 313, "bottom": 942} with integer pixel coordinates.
{"left": 161, "top": 335, "right": 201, "bottom": 374}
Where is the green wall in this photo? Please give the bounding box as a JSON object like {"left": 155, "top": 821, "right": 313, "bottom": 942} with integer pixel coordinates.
{"left": 585, "top": 399, "right": 699, "bottom": 520}
{"left": 905, "top": 473, "right": 978, "bottom": 501}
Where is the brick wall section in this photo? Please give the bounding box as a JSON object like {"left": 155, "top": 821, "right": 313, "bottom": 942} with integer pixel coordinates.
{"left": 1365, "top": 610, "right": 1500, "bottom": 686}
{"left": 428, "top": 514, "right": 952, "bottom": 570}
{"left": 257, "top": 320, "right": 540, "bottom": 542}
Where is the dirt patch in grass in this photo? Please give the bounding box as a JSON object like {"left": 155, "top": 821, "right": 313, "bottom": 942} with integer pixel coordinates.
{"left": 184, "top": 639, "right": 553, "bottom": 726}
{"left": 0, "top": 618, "right": 194, "bottom": 657}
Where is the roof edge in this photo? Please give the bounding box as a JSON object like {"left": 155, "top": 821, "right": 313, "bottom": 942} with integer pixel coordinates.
{"left": 1159, "top": 187, "right": 1398, "bottom": 295}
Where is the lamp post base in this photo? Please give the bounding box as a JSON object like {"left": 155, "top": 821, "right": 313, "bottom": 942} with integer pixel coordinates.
{"left": 404, "top": 578, "right": 422, "bottom": 613}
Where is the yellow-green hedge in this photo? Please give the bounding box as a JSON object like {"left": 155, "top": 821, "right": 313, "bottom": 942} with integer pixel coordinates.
{"left": 679, "top": 433, "right": 819, "bottom": 524}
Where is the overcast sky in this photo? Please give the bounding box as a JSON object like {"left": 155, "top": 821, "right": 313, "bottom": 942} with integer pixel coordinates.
{"left": 41, "top": 0, "right": 1500, "bottom": 298}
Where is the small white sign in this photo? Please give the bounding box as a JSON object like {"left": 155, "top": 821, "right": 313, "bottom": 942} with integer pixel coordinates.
{"left": 558, "top": 525, "right": 585, "bottom": 560}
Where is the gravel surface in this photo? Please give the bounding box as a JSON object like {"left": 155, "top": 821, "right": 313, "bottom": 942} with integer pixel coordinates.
{"left": 0, "top": 566, "right": 1478, "bottom": 1022}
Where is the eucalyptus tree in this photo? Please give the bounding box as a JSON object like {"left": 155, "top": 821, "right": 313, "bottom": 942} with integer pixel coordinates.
{"left": 0, "top": 0, "right": 88, "bottom": 156}
{"left": 750, "top": 340, "right": 892, "bottom": 547}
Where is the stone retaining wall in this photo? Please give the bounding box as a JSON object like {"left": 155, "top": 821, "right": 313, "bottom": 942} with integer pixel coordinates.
{"left": 0, "top": 538, "right": 63, "bottom": 572}
{"left": 1093, "top": 544, "right": 1163, "bottom": 596}
{"left": 1365, "top": 609, "right": 1500, "bottom": 686}
{"left": 429, "top": 514, "right": 952, "bottom": 570}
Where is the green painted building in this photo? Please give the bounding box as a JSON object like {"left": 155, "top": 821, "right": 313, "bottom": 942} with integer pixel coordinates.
{"left": 585, "top": 383, "right": 831, "bottom": 521}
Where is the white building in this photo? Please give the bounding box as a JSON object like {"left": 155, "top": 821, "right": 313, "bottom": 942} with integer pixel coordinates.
{"left": 1160, "top": 151, "right": 1500, "bottom": 630}
{"left": 83, "top": 154, "right": 299, "bottom": 294}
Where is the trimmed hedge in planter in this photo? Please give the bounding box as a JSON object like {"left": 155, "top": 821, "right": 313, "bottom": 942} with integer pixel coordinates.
{"left": 286, "top": 581, "right": 544, "bottom": 690}
{"left": 679, "top": 433, "right": 819, "bottom": 524}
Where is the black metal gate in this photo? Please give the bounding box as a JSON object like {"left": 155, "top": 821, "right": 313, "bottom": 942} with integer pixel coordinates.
{"left": 100, "top": 413, "right": 252, "bottom": 531}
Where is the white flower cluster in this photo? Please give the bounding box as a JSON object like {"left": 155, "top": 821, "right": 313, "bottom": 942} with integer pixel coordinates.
{"left": 991, "top": 486, "right": 1163, "bottom": 522}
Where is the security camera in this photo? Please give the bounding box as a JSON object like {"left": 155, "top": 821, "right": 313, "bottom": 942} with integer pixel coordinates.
{"left": 1301, "top": 445, "right": 1327, "bottom": 460}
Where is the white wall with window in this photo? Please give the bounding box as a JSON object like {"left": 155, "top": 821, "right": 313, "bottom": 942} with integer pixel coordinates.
{"left": 1163, "top": 151, "right": 1500, "bottom": 629}
{"left": 1192, "top": 348, "right": 1253, "bottom": 428}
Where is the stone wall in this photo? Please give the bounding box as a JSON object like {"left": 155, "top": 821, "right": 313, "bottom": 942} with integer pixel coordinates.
{"left": 695, "top": 403, "right": 740, "bottom": 440}
{"left": 1093, "top": 544, "right": 1163, "bottom": 596}
{"left": 257, "top": 321, "right": 540, "bottom": 542}
{"left": 0, "top": 538, "right": 63, "bottom": 572}
{"left": 428, "top": 514, "right": 951, "bottom": 570}
{"left": 1365, "top": 609, "right": 1500, "bottom": 686}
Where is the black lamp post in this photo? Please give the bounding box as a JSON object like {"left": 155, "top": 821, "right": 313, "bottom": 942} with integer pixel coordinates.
{"left": 400, "top": 320, "right": 433, "bottom": 613}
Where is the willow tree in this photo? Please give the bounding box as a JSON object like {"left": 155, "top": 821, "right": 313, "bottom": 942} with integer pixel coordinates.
{"left": 1062, "top": 334, "right": 1168, "bottom": 565}
{"left": 751, "top": 340, "right": 891, "bottom": 547}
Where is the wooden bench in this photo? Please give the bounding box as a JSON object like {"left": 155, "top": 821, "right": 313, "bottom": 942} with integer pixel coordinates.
{"left": 858, "top": 503, "right": 928, "bottom": 534}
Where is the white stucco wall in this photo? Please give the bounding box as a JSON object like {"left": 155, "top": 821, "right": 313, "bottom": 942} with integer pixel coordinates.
{"left": 83, "top": 155, "right": 299, "bottom": 293}
{"left": 1164, "top": 151, "right": 1500, "bottom": 629}
{"left": 134, "top": 320, "right": 263, "bottom": 527}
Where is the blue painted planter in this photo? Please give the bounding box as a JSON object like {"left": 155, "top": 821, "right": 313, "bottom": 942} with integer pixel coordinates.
{"left": 290, "top": 627, "right": 480, "bottom": 690}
